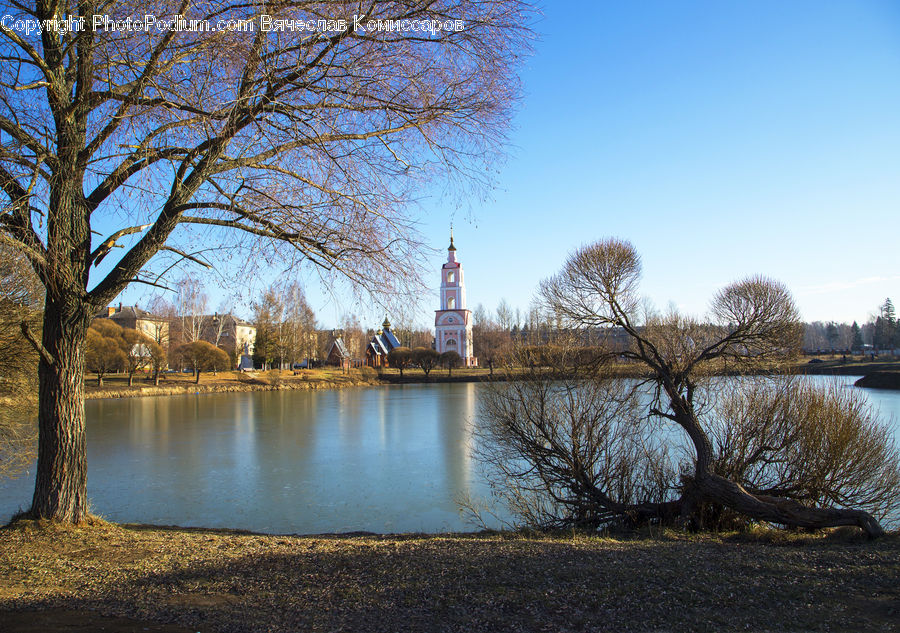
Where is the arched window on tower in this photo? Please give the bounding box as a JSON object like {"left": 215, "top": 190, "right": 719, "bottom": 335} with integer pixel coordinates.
{"left": 447, "top": 271, "right": 455, "bottom": 283}
{"left": 448, "top": 296, "right": 456, "bottom": 309}
{"left": 446, "top": 338, "right": 457, "bottom": 349}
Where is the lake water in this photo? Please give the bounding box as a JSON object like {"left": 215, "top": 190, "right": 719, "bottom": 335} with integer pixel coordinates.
{"left": 1, "top": 377, "right": 898, "bottom": 534}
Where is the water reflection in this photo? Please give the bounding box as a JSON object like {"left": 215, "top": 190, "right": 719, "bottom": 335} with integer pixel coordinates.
{"left": 0, "top": 379, "right": 897, "bottom": 533}
{"left": 438, "top": 382, "right": 477, "bottom": 499}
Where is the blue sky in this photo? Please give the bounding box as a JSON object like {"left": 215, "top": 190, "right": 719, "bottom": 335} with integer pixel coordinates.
{"left": 116, "top": 1, "right": 900, "bottom": 327}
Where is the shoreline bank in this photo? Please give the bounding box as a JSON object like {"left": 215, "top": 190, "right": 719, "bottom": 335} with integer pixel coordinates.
{"left": 854, "top": 371, "right": 900, "bottom": 390}
{"left": 83, "top": 369, "right": 507, "bottom": 400}
{"left": 82, "top": 359, "right": 900, "bottom": 400}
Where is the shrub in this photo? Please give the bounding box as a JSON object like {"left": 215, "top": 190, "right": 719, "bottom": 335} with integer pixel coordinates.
{"left": 265, "top": 369, "right": 283, "bottom": 388}
{"left": 476, "top": 355, "right": 900, "bottom": 533}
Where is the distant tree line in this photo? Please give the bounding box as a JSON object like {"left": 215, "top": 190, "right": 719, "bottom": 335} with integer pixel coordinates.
{"left": 471, "top": 296, "right": 900, "bottom": 359}
{"left": 803, "top": 298, "right": 899, "bottom": 353}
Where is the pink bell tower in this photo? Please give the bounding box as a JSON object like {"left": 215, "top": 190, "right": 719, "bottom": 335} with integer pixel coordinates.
{"left": 435, "top": 229, "right": 477, "bottom": 366}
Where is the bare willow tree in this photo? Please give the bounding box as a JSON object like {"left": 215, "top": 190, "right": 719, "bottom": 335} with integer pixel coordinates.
{"left": 480, "top": 239, "right": 897, "bottom": 537}
{"left": 708, "top": 376, "right": 900, "bottom": 525}
{"left": 477, "top": 346, "right": 678, "bottom": 530}
{"left": 0, "top": 0, "right": 532, "bottom": 522}
{"left": 0, "top": 244, "right": 41, "bottom": 479}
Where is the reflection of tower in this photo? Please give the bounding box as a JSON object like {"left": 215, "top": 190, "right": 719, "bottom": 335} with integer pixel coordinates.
{"left": 437, "top": 382, "right": 478, "bottom": 498}
{"left": 434, "top": 230, "right": 477, "bottom": 367}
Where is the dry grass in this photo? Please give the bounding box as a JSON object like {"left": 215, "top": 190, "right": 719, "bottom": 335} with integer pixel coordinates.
{"left": 1, "top": 521, "right": 898, "bottom": 632}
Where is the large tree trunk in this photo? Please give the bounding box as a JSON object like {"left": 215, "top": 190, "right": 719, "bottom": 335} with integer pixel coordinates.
{"left": 30, "top": 300, "right": 91, "bottom": 523}
{"left": 671, "top": 387, "right": 885, "bottom": 538}
{"left": 696, "top": 473, "right": 885, "bottom": 538}
{"left": 27, "top": 48, "right": 94, "bottom": 523}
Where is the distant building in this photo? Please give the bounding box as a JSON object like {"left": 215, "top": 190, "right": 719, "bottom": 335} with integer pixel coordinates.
{"left": 364, "top": 318, "right": 402, "bottom": 367}
{"left": 199, "top": 313, "right": 256, "bottom": 370}
{"left": 324, "top": 330, "right": 352, "bottom": 369}
{"left": 97, "top": 303, "right": 169, "bottom": 347}
{"left": 434, "top": 232, "right": 477, "bottom": 367}
{"left": 166, "top": 312, "right": 256, "bottom": 370}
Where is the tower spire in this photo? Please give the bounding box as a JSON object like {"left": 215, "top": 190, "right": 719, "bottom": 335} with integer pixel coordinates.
{"left": 448, "top": 225, "right": 456, "bottom": 251}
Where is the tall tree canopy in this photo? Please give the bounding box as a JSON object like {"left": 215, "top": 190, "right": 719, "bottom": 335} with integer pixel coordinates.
{"left": 0, "top": 0, "right": 533, "bottom": 522}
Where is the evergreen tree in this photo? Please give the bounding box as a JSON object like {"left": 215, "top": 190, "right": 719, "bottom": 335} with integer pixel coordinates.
{"left": 882, "top": 298, "right": 896, "bottom": 324}
{"left": 851, "top": 321, "right": 864, "bottom": 351}
{"left": 878, "top": 298, "right": 897, "bottom": 350}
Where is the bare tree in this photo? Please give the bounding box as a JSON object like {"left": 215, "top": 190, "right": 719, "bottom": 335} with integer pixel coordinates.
{"left": 496, "top": 298, "right": 515, "bottom": 331}
{"left": 340, "top": 314, "right": 368, "bottom": 360}
{"left": 477, "top": 348, "right": 677, "bottom": 530}
{"left": 175, "top": 277, "right": 209, "bottom": 345}
{"left": 478, "top": 355, "right": 900, "bottom": 533}
{"left": 144, "top": 295, "right": 175, "bottom": 349}
{"left": 441, "top": 350, "right": 461, "bottom": 376}
{"left": 387, "top": 346, "right": 413, "bottom": 377}
{"left": 407, "top": 328, "right": 436, "bottom": 349}
{"left": 413, "top": 347, "right": 441, "bottom": 377}
{"left": 253, "top": 285, "right": 286, "bottom": 369}
{"left": 0, "top": 244, "right": 40, "bottom": 479}
{"left": 473, "top": 303, "right": 511, "bottom": 371}
{"left": 709, "top": 376, "right": 900, "bottom": 523}
{"left": 481, "top": 238, "right": 894, "bottom": 537}
{"left": 210, "top": 298, "right": 236, "bottom": 348}
{"left": 120, "top": 327, "right": 163, "bottom": 386}
{"left": 0, "top": 0, "right": 533, "bottom": 522}
{"left": 147, "top": 334, "right": 168, "bottom": 386}
{"left": 283, "top": 281, "right": 316, "bottom": 367}
{"left": 175, "top": 341, "right": 231, "bottom": 384}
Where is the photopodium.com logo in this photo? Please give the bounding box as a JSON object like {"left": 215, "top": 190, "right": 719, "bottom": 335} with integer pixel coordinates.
{"left": 0, "top": 13, "right": 466, "bottom": 35}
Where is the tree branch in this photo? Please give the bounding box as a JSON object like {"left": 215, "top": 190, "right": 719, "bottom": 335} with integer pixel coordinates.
{"left": 20, "top": 319, "right": 54, "bottom": 367}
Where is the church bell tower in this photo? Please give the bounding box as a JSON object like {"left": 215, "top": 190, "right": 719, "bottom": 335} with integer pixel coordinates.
{"left": 434, "top": 230, "right": 476, "bottom": 366}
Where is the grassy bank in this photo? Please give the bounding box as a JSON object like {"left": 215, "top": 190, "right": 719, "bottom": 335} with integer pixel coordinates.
{"left": 82, "top": 357, "right": 900, "bottom": 400}
{"left": 797, "top": 357, "right": 900, "bottom": 376}
{"left": 1, "top": 520, "right": 898, "bottom": 633}
{"left": 84, "top": 367, "right": 386, "bottom": 399}
{"left": 83, "top": 366, "right": 512, "bottom": 399}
